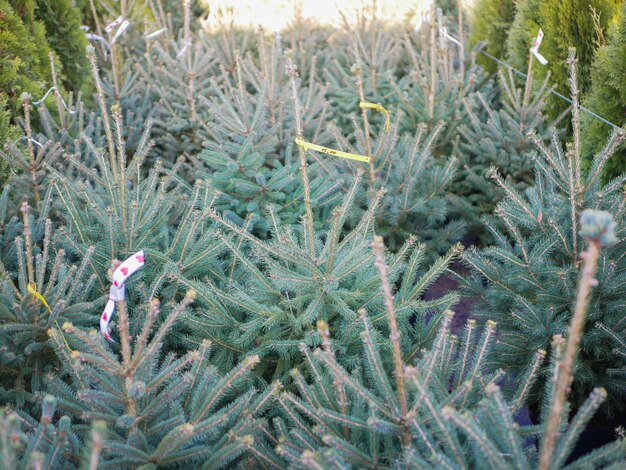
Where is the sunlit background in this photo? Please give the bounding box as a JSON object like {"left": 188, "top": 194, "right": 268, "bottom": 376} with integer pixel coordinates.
{"left": 201, "top": 0, "right": 441, "bottom": 31}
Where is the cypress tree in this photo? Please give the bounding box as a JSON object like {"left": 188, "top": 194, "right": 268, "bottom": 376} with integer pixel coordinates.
{"left": 534, "top": 0, "right": 620, "bottom": 120}
{"left": 505, "top": 0, "right": 542, "bottom": 72}
{"left": 468, "top": 0, "right": 516, "bottom": 74}
{"left": 0, "top": 0, "right": 54, "bottom": 188}
{"left": 0, "top": 0, "right": 52, "bottom": 122}
{"left": 33, "top": 0, "right": 89, "bottom": 92}
{"left": 582, "top": 3, "right": 626, "bottom": 179}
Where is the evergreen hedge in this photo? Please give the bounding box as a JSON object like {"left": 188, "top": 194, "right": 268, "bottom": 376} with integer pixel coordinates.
{"left": 582, "top": 2, "right": 626, "bottom": 179}
{"left": 468, "top": 0, "right": 516, "bottom": 74}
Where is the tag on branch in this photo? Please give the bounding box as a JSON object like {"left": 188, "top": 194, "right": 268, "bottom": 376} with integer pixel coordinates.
{"left": 100, "top": 251, "right": 145, "bottom": 342}
{"left": 530, "top": 29, "right": 548, "bottom": 65}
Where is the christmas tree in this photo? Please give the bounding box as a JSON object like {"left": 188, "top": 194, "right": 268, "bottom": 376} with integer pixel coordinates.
{"left": 0, "top": 3, "right": 624, "bottom": 467}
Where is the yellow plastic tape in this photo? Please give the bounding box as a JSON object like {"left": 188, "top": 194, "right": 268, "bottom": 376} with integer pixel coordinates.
{"left": 359, "top": 101, "right": 391, "bottom": 133}
{"left": 295, "top": 137, "right": 371, "bottom": 163}
{"left": 28, "top": 283, "right": 72, "bottom": 351}
{"left": 28, "top": 283, "right": 51, "bottom": 313}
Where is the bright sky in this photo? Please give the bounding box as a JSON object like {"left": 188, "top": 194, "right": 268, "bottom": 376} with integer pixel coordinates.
{"left": 202, "top": 0, "right": 437, "bottom": 31}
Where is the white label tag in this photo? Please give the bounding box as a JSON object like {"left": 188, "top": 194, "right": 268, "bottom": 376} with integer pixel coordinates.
{"left": 529, "top": 29, "right": 548, "bottom": 65}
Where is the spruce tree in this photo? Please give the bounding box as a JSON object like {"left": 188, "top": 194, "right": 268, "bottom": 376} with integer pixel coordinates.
{"left": 46, "top": 291, "right": 276, "bottom": 468}
{"left": 0, "top": 194, "right": 97, "bottom": 410}
{"left": 0, "top": 396, "right": 105, "bottom": 468}
{"left": 359, "top": 121, "right": 465, "bottom": 253}
{"left": 462, "top": 50, "right": 626, "bottom": 415}
{"left": 3, "top": 3, "right": 626, "bottom": 466}
{"left": 192, "top": 31, "right": 342, "bottom": 237}
{"left": 452, "top": 63, "right": 554, "bottom": 236}
{"left": 184, "top": 172, "right": 461, "bottom": 379}
{"left": 275, "top": 235, "right": 626, "bottom": 469}
{"left": 141, "top": 1, "right": 217, "bottom": 159}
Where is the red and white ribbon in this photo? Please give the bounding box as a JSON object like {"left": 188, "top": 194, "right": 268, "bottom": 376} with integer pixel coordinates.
{"left": 529, "top": 29, "right": 548, "bottom": 65}
{"left": 100, "top": 251, "right": 145, "bottom": 341}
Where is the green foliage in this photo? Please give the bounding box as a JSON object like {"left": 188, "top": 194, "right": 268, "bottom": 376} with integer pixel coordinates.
{"left": 0, "top": 0, "right": 88, "bottom": 188}
{"left": 0, "top": 395, "right": 86, "bottom": 468}
{"left": 275, "top": 313, "right": 504, "bottom": 467}
{"left": 462, "top": 58, "right": 626, "bottom": 415}
{"left": 181, "top": 175, "right": 461, "bottom": 380}
{"left": 451, "top": 67, "right": 554, "bottom": 235}
{"left": 0, "top": 193, "right": 97, "bottom": 409}
{"left": 365, "top": 125, "right": 465, "bottom": 253}
{"left": 141, "top": 25, "right": 217, "bottom": 158}
{"left": 324, "top": 14, "right": 488, "bottom": 158}
{"left": 0, "top": 97, "right": 14, "bottom": 189}
{"left": 468, "top": 0, "right": 516, "bottom": 74}
{"left": 0, "top": 0, "right": 50, "bottom": 169}
{"left": 437, "top": 0, "right": 460, "bottom": 18}
{"left": 275, "top": 309, "right": 626, "bottom": 468}
{"left": 34, "top": 0, "right": 89, "bottom": 92}
{"left": 46, "top": 293, "right": 275, "bottom": 468}
{"left": 192, "top": 35, "right": 341, "bottom": 236}
{"left": 505, "top": 0, "right": 622, "bottom": 122}
{"left": 2, "top": 4, "right": 626, "bottom": 468}
{"left": 582, "top": 3, "right": 626, "bottom": 180}
{"left": 534, "top": 0, "right": 621, "bottom": 120}
{"left": 0, "top": 0, "right": 51, "bottom": 117}
{"left": 505, "top": 0, "right": 542, "bottom": 72}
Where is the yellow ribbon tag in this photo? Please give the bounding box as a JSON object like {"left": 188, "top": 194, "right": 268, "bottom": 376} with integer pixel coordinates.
{"left": 359, "top": 101, "right": 391, "bottom": 133}
{"left": 295, "top": 137, "right": 371, "bottom": 163}
{"left": 28, "top": 283, "right": 72, "bottom": 351}
{"left": 28, "top": 283, "right": 51, "bottom": 313}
